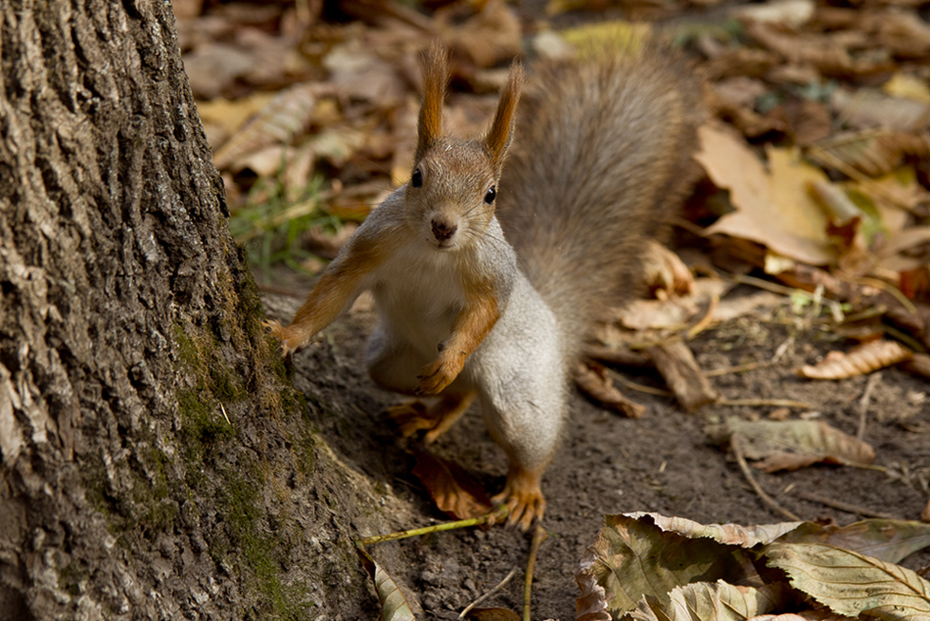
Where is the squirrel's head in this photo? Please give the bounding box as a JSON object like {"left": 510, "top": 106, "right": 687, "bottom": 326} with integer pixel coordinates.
{"left": 405, "top": 44, "right": 523, "bottom": 252}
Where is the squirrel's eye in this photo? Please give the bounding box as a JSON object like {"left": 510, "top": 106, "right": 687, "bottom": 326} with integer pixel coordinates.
{"left": 484, "top": 186, "right": 496, "bottom": 204}
{"left": 411, "top": 169, "right": 423, "bottom": 188}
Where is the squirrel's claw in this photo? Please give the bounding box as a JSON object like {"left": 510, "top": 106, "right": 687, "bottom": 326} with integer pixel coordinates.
{"left": 418, "top": 354, "right": 464, "bottom": 395}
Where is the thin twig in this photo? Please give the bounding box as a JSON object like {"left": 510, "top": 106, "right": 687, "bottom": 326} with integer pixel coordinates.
{"left": 732, "top": 435, "right": 801, "bottom": 521}
{"left": 459, "top": 568, "right": 518, "bottom": 619}
{"left": 797, "top": 490, "right": 896, "bottom": 519}
{"left": 607, "top": 369, "right": 673, "bottom": 397}
{"left": 686, "top": 292, "right": 720, "bottom": 340}
{"left": 359, "top": 505, "right": 509, "bottom": 547}
{"left": 857, "top": 373, "right": 881, "bottom": 440}
{"left": 524, "top": 525, "right": 548, "bottom": 621}
{"left": 856, "top": 276, "right": 918, "bottom": 315}
{"left": 718, "top": 398, "right": 813, "bottom": 409}
{"left": 704, "top": 360, "right": 775, "bottom": 378}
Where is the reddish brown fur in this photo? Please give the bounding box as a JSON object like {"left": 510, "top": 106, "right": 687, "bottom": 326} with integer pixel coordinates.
{"left": 418, "top": 278, "right": 499, "bottom": 395}
{"left": 485, "top": 65, "right": 524, "bottom": 175}
{"left": 415, "top": 45, "right": 448, "bottom": 163}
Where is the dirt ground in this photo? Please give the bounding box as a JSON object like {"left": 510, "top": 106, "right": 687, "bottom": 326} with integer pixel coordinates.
{"left": 262, "top": 286, "right": 930, "bottom": 621}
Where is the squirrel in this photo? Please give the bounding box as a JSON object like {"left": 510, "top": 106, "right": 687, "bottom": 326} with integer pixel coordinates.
{"left": 267, "top": 39, "right": 703, "bottom": 529}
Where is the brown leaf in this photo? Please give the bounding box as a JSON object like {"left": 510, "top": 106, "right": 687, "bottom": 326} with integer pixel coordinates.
{"left": 698, "top": 124, "right": 835, "bottom": 266}
{"left": 726, "top": 418, "right": 876, "bottom": 472}
{"left": 647, "top": 338, "right": 719, "bottom": 412}
{"left": 440, "top": 0, "right": 521, "bottom": 72}
{"left": 411, "top": 447, "right": 492, "bottom": 520}
{"left": 900, "top": 353, "right": 930, "bottom": 380}
{"left": 213, "top": 83, "right": 330, "bottom": 170}
{"left": 809, "top": 130, "right": 930, "bottom": 178}
{"left": 832, "top": 88, "right": 930, "bottom": 132}
{"left": 797, "top": 339, "right": 913, "bottom": 379}
{"left": 573, "top": 362, "right": 646, "bottom": 418}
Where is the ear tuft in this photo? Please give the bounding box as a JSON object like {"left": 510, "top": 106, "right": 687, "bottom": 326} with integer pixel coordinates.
{"left": 415, "top": 43, "right": 449, "bottom": 163}
{"left": 485, "top": 60, "right": 524, "bottom": 175}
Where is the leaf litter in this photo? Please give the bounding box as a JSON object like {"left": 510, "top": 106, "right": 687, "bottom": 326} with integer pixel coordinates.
{"left": 179, "top": 0, "right": 930, "bottom": 618}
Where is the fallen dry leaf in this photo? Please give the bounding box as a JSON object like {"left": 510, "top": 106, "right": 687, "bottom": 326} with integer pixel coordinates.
{"left": 797, "top": 339, "right": 913, "bottom": 379}
{"left": 647, "top": 338, "right": 719, "bottom": 412}
{"left": 573, "top": 362, "right": 646, "bottom": 418}
{"left": 213, "top": 83, "right": 330, "bottom": 170}
{"left": 411, "top": 447, "right": 492, "bottom": 520}
{"left": 723, "top": 418, "right": 876, "bottom": 472}
{"left": 698, "top": 124, "right": 835, "bottom": 266}
{"left": 357, "top": 546, "right": 417, "bottom": 621}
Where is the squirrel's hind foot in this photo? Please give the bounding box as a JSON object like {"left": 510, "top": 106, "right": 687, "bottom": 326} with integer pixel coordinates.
{"left": 492, "top": 465, "right": 545, "bottom": 531}
{"left": 388, "top": 392, "right": 476, "bottom": 443}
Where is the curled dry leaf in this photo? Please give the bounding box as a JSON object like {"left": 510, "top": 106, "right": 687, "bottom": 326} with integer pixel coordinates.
{"left": 411, "top": 447, "right": 492, "bottom": 520}
{"left": 356, "top": 546, "right": 417, "bottom": 621}
{"left": 901, "top": 353, "right": 930, "bottom": 380}
{"left": 625, "top": 512, "right": 803, "bottom": 548}
{"left": 573, "top": 361, "right": 646, "bottom": 418}
{"left": 797, "top": 339, "right": 913, "bottom": 380}
{"left": 808, "top": 130, "right": 930, "bottom": 178}
{"left": 723, "top": 417, "right": 876, "bottom": 472}
{"left": 212, "top": 83, "right": 329, "bottom": 170}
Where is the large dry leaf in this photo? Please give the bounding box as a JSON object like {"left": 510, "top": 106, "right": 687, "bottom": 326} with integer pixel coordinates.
{"left": 777, "top": 519, "right": 930, "bottom": 565}
{"left": 797, "top": 340, "right": 913, "bottom": 379}
{"left": 626, "top": 512, "right": 804, "bottom": 548}
{"left": 723, "top": 418, "right": 875, "bottom": 472}
{"left": 357, "top": 546, "right": 418, "bottom": 621}
{"left": 764, "top": 542, "right": 930, "bottom": 619}
{"left": 629, "top": 581, "right": 779, "bottom": 621}
{"left": 575, "top": 513, "right": 771, "bottom": 618}
{"left": 698, "top": 124, "right": 835, "bottom": 266}
{"left": 411, "top": 447, "right": 492, "bottom": 520}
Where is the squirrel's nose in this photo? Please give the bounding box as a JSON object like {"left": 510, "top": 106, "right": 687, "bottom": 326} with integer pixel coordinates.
{"left": 431, "top": 219, "right": 457, "bottom": 242}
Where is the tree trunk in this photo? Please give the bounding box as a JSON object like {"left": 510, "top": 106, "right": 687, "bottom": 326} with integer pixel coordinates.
{"left": 0, "top": 1, "right": 372, "bottom": 618}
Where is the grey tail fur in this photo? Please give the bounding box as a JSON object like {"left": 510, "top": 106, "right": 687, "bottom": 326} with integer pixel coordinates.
{"left": 497, "top": 41, "right": 704, "bottom": 365}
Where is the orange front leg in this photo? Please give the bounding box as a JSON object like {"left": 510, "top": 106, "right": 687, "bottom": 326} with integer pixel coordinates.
{"left": 418, "top": 281, "right": 499, "bottom": 395}
{"left": 266, "top": 239, "right": 383, "bottom": 354}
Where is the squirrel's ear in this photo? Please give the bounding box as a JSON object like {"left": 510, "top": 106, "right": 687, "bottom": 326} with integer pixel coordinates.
{"left": 485, "top": 60, "right": 524, "bottom": 175}
{"left": 416, "top": 44, "right": 448, "bottom": 163}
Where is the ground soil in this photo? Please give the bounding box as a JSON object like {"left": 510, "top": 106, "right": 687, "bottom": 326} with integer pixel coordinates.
{"left": 262, "top": 286, "right": 930, "bottom": 621}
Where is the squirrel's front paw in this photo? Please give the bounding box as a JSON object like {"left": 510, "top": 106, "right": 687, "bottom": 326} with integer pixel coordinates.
{"left": 263, "top": 320, "right": 303, "bottom": 356}
{"left": 417, "top": 353, "right": 464, "bottom": 395}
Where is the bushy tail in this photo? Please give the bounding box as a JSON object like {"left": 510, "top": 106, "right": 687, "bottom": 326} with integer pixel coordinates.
{"left": 497, "top": 39, "right": 704, "bottom": 362}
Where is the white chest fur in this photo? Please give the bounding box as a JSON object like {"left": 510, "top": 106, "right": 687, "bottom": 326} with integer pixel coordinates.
{"left": 371, "top": 240, "right": 467, "bottom": 357}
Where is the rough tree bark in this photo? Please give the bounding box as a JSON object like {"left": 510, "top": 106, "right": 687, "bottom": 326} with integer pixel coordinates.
{"left": 0, "top": 1, "right": 373, "bottom": 618}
